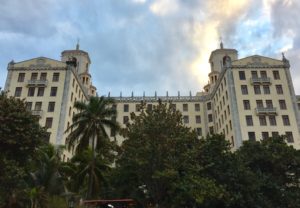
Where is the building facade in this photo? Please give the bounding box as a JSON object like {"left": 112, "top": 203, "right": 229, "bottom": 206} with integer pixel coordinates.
{"left": 4, "top": 43, "right": 300, "bottom": 156}
{"left": 4, "top": 44, "right": 96, "bottom": 160}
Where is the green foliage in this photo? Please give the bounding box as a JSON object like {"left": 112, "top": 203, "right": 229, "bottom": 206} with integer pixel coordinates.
{"left": 64, "top": 148, "right": 111, "bottom": 199}
{"left": 114, "top": 102, "right": 224, "bottom": 207}
{"left": 65, "top": 96, "right": 119, "bottom": 154}
{"left": 65, "top": 96, "right": 119, "bottom": 199}
{"left": 237, "top": 137, "right": 300, "bottom": 208}
{"left": 0, "top": 90, "right": 48, "bottom": 206}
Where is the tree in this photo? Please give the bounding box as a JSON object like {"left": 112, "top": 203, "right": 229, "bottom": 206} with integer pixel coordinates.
{"left": 114, "top": 102, "right": 224, "bottom": 207}
{"left": 0, "top": 90, "right": 48, "bottom": 206}
{"left": 65, "top": 96, "right": 119, "bottom": 199}
{"left": 64, "top": 148, "right": 111, "bottom": 199}
{"left": 237, "top": 137, "right": 300, "bottom": 208}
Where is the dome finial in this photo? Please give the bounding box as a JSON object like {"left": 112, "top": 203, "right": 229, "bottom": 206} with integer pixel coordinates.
{"left": 220, "top": 36, "right": 223, "bottom": 49}
{"left": 76, "top": 38, "right": 80, "bottom": 50}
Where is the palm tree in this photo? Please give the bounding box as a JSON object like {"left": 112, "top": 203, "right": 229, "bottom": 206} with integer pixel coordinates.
{"left": 29, "top": 144, "right": 66, "bottom": 207}
{"left": 65, "top": 96, "right": 119, "bottom": 199}
{"left": 65, "top": 148, "right": 111, "bottom": 199}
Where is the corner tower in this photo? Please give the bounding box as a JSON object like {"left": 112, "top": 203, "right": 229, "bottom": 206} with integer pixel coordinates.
{"left": 61, "top": 43, "right": 96, "bottom": 96}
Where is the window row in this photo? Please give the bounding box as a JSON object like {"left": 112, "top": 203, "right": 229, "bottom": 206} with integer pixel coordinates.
{"left": 122, "top": 103, "right": 202, "bottom": 112}
{"left": 17, "top": 72, "right": 60, "bottom": 82}
{"left": 239, "top": 70, "right": 280, "bottom": 80}
{"left": 26, "top": 101, "right": 56, "bottom": 112}
{"left": 14, "top": 87, "right": 58, "bottom": 97}
{"left": 245, "top": 115, "right": 290, "bottom": 126}
{"left": 243, "top": 99, "right": 287, "bottom": 110}
{"left": 248, "top": 131, "right": 294, "bottom": 142}
{"left": 241, "top": 84, "right": 283, "bottom": 95}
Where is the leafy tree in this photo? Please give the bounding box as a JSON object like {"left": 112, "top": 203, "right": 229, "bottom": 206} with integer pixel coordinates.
{"left": 114, "top": 102, "right": 223, "bottom": 207}
{"left": 65, "top": 96, "right": 119, "bottom": 199}
{"left": 237, "top": 137, "right": 300, "bottom": 208}
{"left": 0, "top": 90, "right": 48, "bottom": 206}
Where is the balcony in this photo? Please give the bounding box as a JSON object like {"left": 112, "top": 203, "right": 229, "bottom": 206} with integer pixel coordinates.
{"left": 27, "top": 79, "right": 48, "bottom": 86}
{"left": 31, "top": 110, "right": 43, "bottom": 117}
{"left": 250, "top": 77, "right": 271, "bottom": 85}
{"left": 255, "top": 107, "right": 277, "bottom": 115}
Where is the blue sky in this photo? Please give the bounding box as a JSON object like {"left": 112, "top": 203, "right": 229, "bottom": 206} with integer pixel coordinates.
{"left": 1, "top": 0, "right": 300, "bottom": 96}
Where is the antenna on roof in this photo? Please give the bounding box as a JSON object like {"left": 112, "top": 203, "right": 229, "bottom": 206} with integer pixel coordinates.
{"left": 76, "top": 38, "right": 80, "bottom": 50}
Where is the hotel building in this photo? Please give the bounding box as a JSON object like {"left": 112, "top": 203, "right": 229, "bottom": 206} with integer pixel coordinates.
{"left": 4, "top": 43, "right": 300, "bottom": 159}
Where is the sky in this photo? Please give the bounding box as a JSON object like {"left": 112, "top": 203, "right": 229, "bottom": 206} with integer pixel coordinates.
{"left": 1, "top": 0, "right": 300, "bottom": 96}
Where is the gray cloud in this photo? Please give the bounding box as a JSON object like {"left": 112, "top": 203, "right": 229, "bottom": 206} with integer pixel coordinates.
{"left": 1, "top": 0, "right": 300, "bottom": 96}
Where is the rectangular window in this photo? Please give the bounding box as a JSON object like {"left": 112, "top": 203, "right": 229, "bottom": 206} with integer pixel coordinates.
{"left": 37, "top": 87, "right": 45, "bottom": 97}
{"left": 260, "top": 71, "right": 267, "bottom": 78}
{"left": 50, "top": 87, "right": 57, "bottom": 96}
{"left": 282, "top": 115, "right": 290, "bottom": 126}
{"left": 254, "top": 85, "right": 261, "bottom": 94}
{"left": 272, "top": 132, "right": 279, "bottom": 138}
{"left": 239, "top": 71, "right": 246, "bottom": 80}
{"left": 183, "top": 104, "right": 188, "bottom": 111}
{"left": 26, "top": 102, "right": 32, "bottom": 111}
{"left": 48, "top": 102, "right": 55, "bottom": 112}
{"left": 123, "top": 116, "right": 129, "bottom": 124}
{"left": 207, "top": 102, "right": 212, "bottom": 110}
{"left": 276, "top": 85, "right": 283, "bottom": 94}
{"left": 40, "top": 73, "right": 47, "bottom": 80}
{"left": 208, "top": 114, "right": 213, "bottom": 122}
{"left": 241, "top": 85, "right": 248, "bottom": 95}
{"left": 112, "top": 104, "right": 117, "bottom": 111}
{"left": 269, "top": 115, "right": 277, "bottom": 126}
{"left": 195, "top": 103, "right": 200, "bottom": 111}
{"left": 28, "top": 87, "right": 35, "bottom": 97}
{"left": 256, "top": 100, "right": 263, "bottom": 108}
{"left": 196, "top": 128, "right": 202, "bottom": 136}
{"left": 195, "top": 115, "right": 201, "bottom": 123}
{"left": 209, "top": 127, "right": 214, "bottom": 134}
{"left": 246, "top": 115, "right": 253, "bottom": 126}
{"left": 279, "top": 100, "right": 287, "bottom": 109}
{"left": 285, "top": 132, "right": 294, "bottom": 143}
{"left": 110, "top": 128, "right": 116, "bottom": 137}
{"left": 183, "top": 115, "right": 189, "bottom": 124}
{"left": 14, "top": 87, "right": 22, "bottom": 97}
{"left": 263, "top": 85, "right": 270, "bottom": 94}
{"left": 266, "top": 100, "right": 273, "bottom": 108}
{"left": 124, "top": 104, "right": 129, "bottom": 112}
{"left": 262, "top": 132, "right": 269, "bottom": 140}
{"left": 273, "top": 70, "right": 280, "bottom": 80}
{"left": 45, "top": 117, "right": 53, "bottom": 128}
{"left": 251, "top": 71, "right": 258, "bottom": 78}
{"left": 147, "top": 104, "right": 153, "bottom": 111}
{"left": 52, "top": 73, "right": 60, "bottom": 82}
{"left": 259, "top": 115, "right": 267, "bottom": 126}
{"left": 169, "top": 103, "right": 176, "bottom": 111}
{"left": 135, "top": 104, "right": 141, "bottom": 112}
{"left": 35, "top": 102, "right": 42, "bottom": 110}
{"left": 31, "top": 73, "right": 38, "bottom": 80}
{"left": 18, "top": 73, "right": 25, "bottom": 82}
{"left": 243, "top": 100, "right": 251, "bottom": 110}
{"left": 248, "top": 132, "right": 256, "bottom": 141}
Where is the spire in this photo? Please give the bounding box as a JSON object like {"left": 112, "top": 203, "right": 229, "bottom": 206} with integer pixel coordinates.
{"left": 220, "top": 36, "right": 224, "bottom": 49}
{"left": 76, "top": 38, "right": 80, "bottom": 50}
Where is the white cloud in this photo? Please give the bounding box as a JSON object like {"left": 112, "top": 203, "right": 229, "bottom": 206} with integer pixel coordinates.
{"left": 150, "top": 0, "right": 179, "bottom": 16}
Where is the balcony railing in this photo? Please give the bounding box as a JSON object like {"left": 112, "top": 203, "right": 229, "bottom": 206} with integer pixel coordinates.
{"left": 31, "top": 110, "right": 43, "bottom": 117}
{"left": 255, "top": 107, "right": 277, "bottom": 115}
{"left": 27, "top": 79, "right": 48, "bottom": 86}
{"left": 250, "top": 77, "right": 271, "bottom": 85}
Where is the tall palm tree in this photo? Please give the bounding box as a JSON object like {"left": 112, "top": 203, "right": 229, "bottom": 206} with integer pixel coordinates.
{"left": 65, "top": 96, "right": 119, "bottom": 199}
{"left": 65, "top": 148, "right": 111, "bottom": 199}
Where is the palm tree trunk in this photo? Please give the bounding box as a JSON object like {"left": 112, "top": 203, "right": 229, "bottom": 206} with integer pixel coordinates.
{"left": 87, "top": 136, "right": 96, "bottom": 199}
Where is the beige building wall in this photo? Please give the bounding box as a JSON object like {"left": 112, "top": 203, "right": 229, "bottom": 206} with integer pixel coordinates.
{"left": 4, "top": 44, "right": 300, "bottom": 156}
